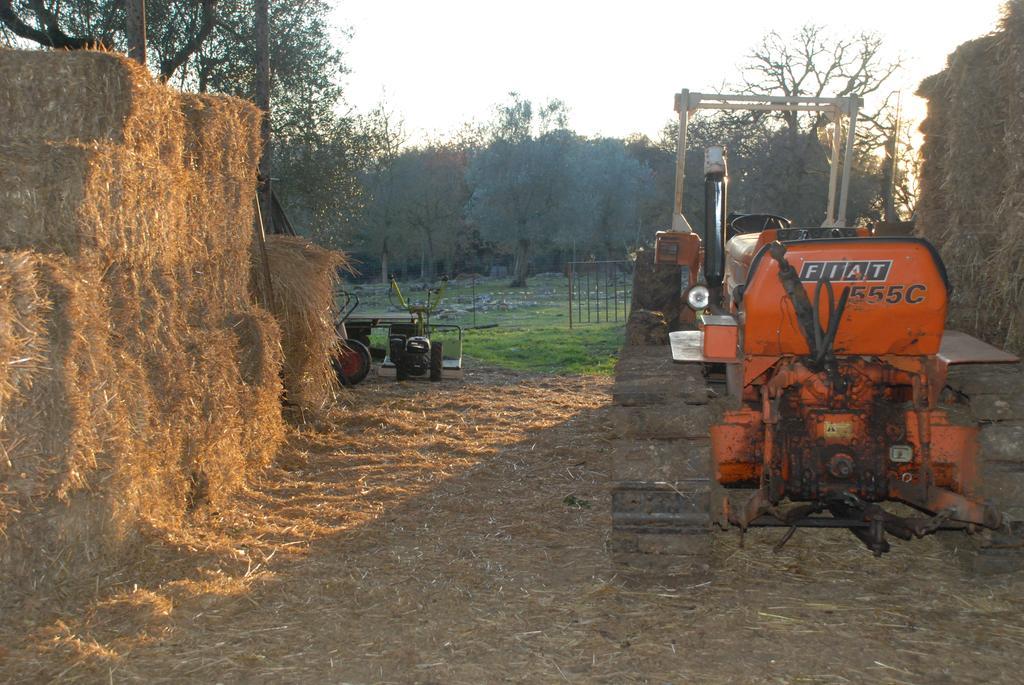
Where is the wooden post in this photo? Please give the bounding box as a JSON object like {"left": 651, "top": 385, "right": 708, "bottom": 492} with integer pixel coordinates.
{"left": 568, "top": 264, "right": 574, "bottom": 329}
{"left": 252, "top": 0, "right": 275, "bottom": 309}
{"left": 254, "top": 0, "right": 272, "bottom": 220}
{"left": 253, "top": 193, "right": 276, "bottom": 311}
{"left": 125, "top": 0, "right": 147, "bottom": 65}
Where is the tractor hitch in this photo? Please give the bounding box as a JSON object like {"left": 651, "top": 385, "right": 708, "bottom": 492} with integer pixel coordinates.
{"left": 732, "top": 491, "right": 966, "bottom": 557}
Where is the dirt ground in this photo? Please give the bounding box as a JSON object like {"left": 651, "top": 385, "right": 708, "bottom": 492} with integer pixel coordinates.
{"left": 2, "top": 366, "right": 1024, "bottom": 684}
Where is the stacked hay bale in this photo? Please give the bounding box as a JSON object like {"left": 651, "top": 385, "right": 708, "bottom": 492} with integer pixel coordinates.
{"left": 0, "top": 50, "right": 287, "bottom": 599}
{"left": 180, "top": 93, "right": 263, "bottom": 323}
{"left": 264, "top": 235, "right": 347, "bottom": 410}
{"left": 917, "top": 1, "right": 1024, "bottom": 354}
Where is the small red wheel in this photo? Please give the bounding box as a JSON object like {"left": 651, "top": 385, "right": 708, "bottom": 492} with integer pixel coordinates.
{"left": 333, "top": 339, "right": 372, "bottom": 386}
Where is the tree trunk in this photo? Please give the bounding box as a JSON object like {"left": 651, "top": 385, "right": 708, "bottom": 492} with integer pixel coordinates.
{"left": 125, "top": 0, "right": 146, "bottom": 65}
{"left": 510, "top": 239, "right": 530, "bottom": 287}
{"left": 254, "top": 0, "right": 272, "bottom": 214}
{"left": 423, "top": 232, "right": 436, "bottom": 282}
{"left": 198, "top": 58, "right": 210, "bottom": 92}
{"left": 381, "top": 248, "right": 389, "bottom": 284}
{"left": 443, "top": 249, "right": 455, "bottom": 279}
{"left": 251, "top": 0, "right": 274, "bottom": 309}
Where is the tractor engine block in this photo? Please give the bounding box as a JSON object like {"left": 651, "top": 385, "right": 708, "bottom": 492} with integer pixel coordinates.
{"left": 772, "top": 405, "right": 892, "bottom": 504}
{"left": 711, "top": 358, "right": 981, "bottom": 514}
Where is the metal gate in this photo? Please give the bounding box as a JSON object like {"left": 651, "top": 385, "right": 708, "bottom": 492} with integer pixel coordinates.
{"left": 567, "top": 260, "right": 633, "bottom": 328}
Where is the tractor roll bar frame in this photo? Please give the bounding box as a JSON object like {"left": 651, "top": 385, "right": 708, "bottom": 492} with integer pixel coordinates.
{"left": 671, "top": 90, "right": 863, "bottom": 231}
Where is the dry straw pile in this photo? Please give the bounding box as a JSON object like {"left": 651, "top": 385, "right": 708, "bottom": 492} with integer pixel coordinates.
{"left": 917, "top": 0, "right": 1024, "bottom": 353}
{"left": 0, "top": 49, "right": 320, "bottom": 602}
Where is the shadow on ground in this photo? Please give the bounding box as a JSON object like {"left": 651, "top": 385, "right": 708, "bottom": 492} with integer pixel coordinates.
{"left": 2, "top": 367, "right": 1023, "bottom": 684}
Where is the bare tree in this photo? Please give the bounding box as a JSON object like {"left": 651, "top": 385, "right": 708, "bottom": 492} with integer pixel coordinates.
{"left": 741, "top": 25, "right": 900, "bottom": 138}
{"left": 882, "top": 112, "right": 919, "bottom": 221}
{"left": 730, "top": 25, "right": 903, "bottom": 223}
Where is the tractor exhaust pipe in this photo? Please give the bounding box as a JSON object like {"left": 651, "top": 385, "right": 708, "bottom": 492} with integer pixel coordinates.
{"left": 703, "top": 146, "right": 728, "bottom": 307}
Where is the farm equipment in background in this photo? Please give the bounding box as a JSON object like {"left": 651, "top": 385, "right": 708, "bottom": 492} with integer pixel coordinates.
{"left": 611, "top": 91, "right": 1023, "bottom": 570}
{"left": 379, "top": 275, "right": 464, "bottom": 382}
{"left": 332, "top": 287, "right": 372, "bottom": 386}
{"left": 332, "top": 275, "right": 467, "bottom": 385}
{"left": 259, "top": 189, "right": 373, "bottom": 388}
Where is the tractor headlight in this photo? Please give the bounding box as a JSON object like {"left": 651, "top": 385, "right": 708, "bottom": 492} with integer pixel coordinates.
{"left": 686, "top": 285, "right": 710, "bottom": 311}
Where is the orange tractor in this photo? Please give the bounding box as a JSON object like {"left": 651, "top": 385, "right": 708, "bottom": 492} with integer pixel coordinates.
{"left": 620, "top": 91, "right": 1023, "bottom": 561}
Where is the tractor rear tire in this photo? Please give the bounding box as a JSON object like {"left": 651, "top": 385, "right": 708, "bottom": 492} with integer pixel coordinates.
{"left": 944, "top": 363, "right": 1024, "bottom": 573}
{"left": 430, "top": 342, "right": 443, "bottom": 382}
{"left": 609, "top": 344, "right": 721, "bottom": 573}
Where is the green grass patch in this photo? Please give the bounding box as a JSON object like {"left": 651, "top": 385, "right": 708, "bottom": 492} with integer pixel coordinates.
{"left": 463, "top": 322, "right": 622, "bottom": 376}
{"left": 346, "top": 274, "right": 626, "bottom": 376}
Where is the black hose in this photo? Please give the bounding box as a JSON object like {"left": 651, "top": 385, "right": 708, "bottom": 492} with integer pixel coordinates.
{"left": 818, "top": 286, "right": 851, "bottom": 364}
{"left": 824, "top": 275, "right": 835, "bottom": 329}
{"left": 812, "top": 276, "right": 839, "bottom": 366}
{"left": 767, "top": 242, "right": 852, "bottom": 373}
{"left": 812, "top": 277, "right": 825, "bottom": 356}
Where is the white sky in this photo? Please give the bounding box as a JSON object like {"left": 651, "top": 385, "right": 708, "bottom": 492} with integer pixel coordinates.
{"left": 332, "top": 0, "right": 1005, "bottom": 142}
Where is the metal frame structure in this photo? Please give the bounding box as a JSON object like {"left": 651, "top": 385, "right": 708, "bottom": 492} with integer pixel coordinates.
{"left": 567, "top": 260, "right": 633, "bottom": 329}
{"left": 671, "top": 90, "right": 862, "bottom": 231}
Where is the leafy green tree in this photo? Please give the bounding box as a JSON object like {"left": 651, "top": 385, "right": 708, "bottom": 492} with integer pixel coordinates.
{"left": 351, "top": 104, "right": 408, "bottom": 281}
{"left": 1, "top": 0, "right": 216, "bottom": 79}
{"left": 467, "top": 133, "right": 577, "bottom": 286}
{"left": 569, "top": 138, "right": 652, "bottom": 259}
{"left": 389, "top": 144, "right": 469, "bottom": 281}
{"left": 466, "top": 94, "right": 579, "bottom": 287}
{"left": 624, "top": 133, "right": 676, "bottom": 243}
{"left": 180, "top": 0, "right": 358, "bottom": 239}
{"left": 276, "top": 115, "right": 368, "bottom": 248}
